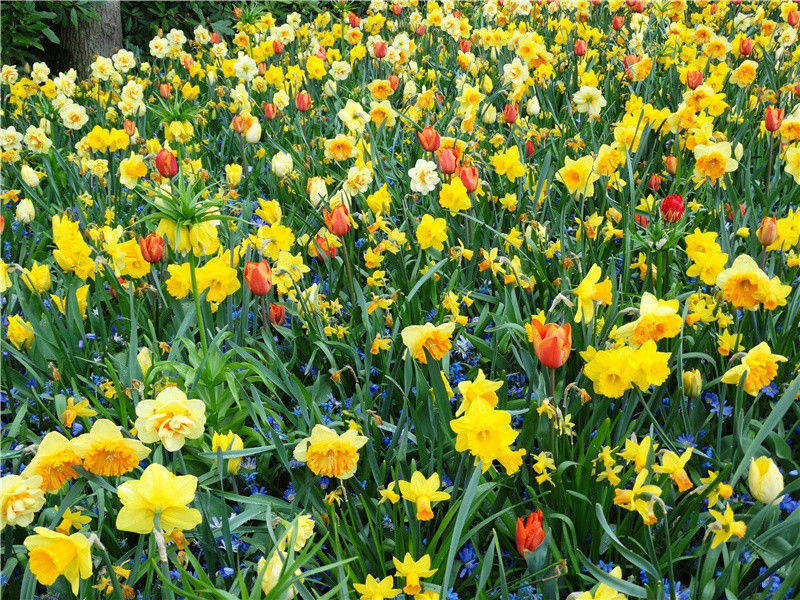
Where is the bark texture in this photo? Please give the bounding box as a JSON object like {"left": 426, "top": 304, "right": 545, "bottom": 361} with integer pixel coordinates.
{"left": 59, "top": 0, "right": 122, "bottom": 75}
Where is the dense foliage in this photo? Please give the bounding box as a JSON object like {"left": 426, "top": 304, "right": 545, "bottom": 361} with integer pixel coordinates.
{"left": 1, "top": 2, "right": 800, "bottom": 600}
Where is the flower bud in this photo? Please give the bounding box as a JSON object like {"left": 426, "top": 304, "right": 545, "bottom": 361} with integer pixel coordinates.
{"left": 295, "top": 91, "right": 311, "bottom": 112}
{"left": 155, "top": 148, "right": 178, "bottom": 179}
{"left": 574, "top": 39, "right": 587, "bottom": 56}
{"left": 665, "top": 154, "right": 678, "bottom": 174}
{"left": 648, "top": 173, "right": 662, "bottom": 192}
{"left": 503, "top": 103, "right": 519, "bottom": 124}
{"left": 323, "top": 204, "right": 351, "bottom": 237}
{"left": 263, "top": 102, "right": 277, "bottom": 120}
{"left": 458, "top": 165, "right": 479, "bottom": 193}
{"left": 244, "top": 260, "right": 272, "bottom": 296}
{"left": 16, "top": 197, "right": 35, "bottom": 223}
{"left": 139, "top": 233, "right": 164, "bottom": 263}
{"left": 438, "top": 148, "right": 457, "bottom": 174}
{"left": 373, "top": 41, "right": 387, "bottom": 58}
{"left": 269, "top": 303, "right": 286, "bottom": 326}
{"left": 757, "top": 217, "right": 778, "bottom": 247}
{"left": 682, "top": 369, "right": 702, "bottom": 398}
{"left": 686, "top": 70, "right": 703, "bottom": 90}
{"left": 739, "top": 37, "right": 753, "bottom": 56}
{"left": 748, "top": 456, "right": 784, "bottom": 504}
{"left": 765, "top": 106, "right": 784, "bottom": 132}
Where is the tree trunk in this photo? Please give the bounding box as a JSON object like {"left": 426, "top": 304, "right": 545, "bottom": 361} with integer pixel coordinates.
{"left": 59, "top": 0, "right": 123, "bottom": 75}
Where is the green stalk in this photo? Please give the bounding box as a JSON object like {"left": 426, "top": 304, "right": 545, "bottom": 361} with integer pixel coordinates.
{"left": 188, "top": 253, "right": 208, "bottom": 350}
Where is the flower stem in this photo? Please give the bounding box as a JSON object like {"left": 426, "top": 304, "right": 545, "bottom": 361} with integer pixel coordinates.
{"left": 188, "top": 253, "right": 208, "bottom": 350}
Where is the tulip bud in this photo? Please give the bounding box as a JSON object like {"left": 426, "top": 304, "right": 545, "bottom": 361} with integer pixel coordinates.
{"left": 139, "top": 233, "right": 164, "bottom": 263}
{"left": 648, "top": 173, "right": 662, "bottom": 192}
{"left": 416, "top": 25, "right": 426, "bottom": 36}
{"left": 660, "top": 194, "right": 684, "bottom": 223}
{"left": 503, "top": 103, "right": 519, "bottom": 124}
{"left": 210, "top": 32, "right": 221, "bottom": 44}
{"left": 686, "top": 70, "right": 703, "bottom": 90}
{"left": 273, "top": 40, "right": 285, "bottom": 55}
{"left": 515, "top": 510, "right": 545, "bottom": 556}
{"left": 16, "top": 197, "right": 35, "bottom": 223}
{"left": 244, "top": 260, "right": 272, "bottom": 296}
{"left": 765, "top": 106, "right": 784, "bottom": 132}
{"left": 459, "top": 39, "right": 472, "bottom": 53}
{"left": 295, "top": 91, "right": 311, "bottom": 112}
{"left": 269, "top": 303, "right": 286, "bottom": 326}
{"left": 388, "top": 74, "right": 400, "bottom": 91}
{"left": 263, "top": 102, "right": 277, "bottom": 120}
{"left": 417, "top": 126, "right": 441, "bottom": 152}
{"left": 155, "top": 148, "right": 178, "bottom": 179}
{"left": 458, "top": 165, "right": 479, "bottom": 193}
{"left": 137, "top": 347, "right": 152, "bottom": 375}
{"left": 634, "top": 214, "right": 649, "bottom": 228}
{"left": 757, "top": 217, "right": 778, "bottom": 247}
{"left": 257, "top": 62, "right": 267, "bottom": 76}
{"left": 525, "top": 139, "right": 534, "bottom": 157}
{"left": 612, "top": 15, "right": 624, "bottom": 30}
{"left": 391, "top": 3, "right": 402, "bottom": 15}
{"left": 245, "top": 119, "right": 261, "bottom": 143}
{"left": 159, "top": 83, "right": 172, "bottom": 98}
{"left": 739, "top": 37, "right": 753, "bottom": 56}
{"left": 665, "top": 154, "right": 678, "bottom": 174}
{"left": 438, "top": 148, "right": 457, "bottom": 174}
{"left": 0, "top": 214, "right": 5, "bottom": 235}
{"left": 748, "top": 456, "right": 784, "bottom": 504}
{"left": 123, "top": 119, "right": 137, "bottom": 136}
{"left": 323, "top": 204, "right": 351, "bottom": 237}
{"left": 682, "top": 369, "right": 702, "bottom": 398}
{"left": 574, "top": 39, "right": 587, "bottom": 56}
{"left": 348, "top": 12, "right": 361, "bottom": 28}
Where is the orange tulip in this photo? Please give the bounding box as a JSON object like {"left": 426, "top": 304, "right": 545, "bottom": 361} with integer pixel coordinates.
{"left": 765, "top": 106, "right": 784, "bottom": 132}
{"left": 528, "top": 320, "right": 571, "bottom": 369}
{"left": 323, "top": 204, "right": 351, "bottom": 237}
{"left": 244, "top": 260, "right": 272, "bottom": 296}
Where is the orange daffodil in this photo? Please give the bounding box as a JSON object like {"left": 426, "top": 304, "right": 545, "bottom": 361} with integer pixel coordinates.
{"left": 721, "top": 342, "right": 787, "bottom": 396}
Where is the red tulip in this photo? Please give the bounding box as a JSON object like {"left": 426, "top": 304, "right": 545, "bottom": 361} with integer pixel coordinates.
{"left": 788, "top": 10, "right": 799, "bottom": 27}
{"left": 210, "top": 32, "right": 221, "bottom": 44}
{"left": 438, "top": 148, "right": 457, "bottom": 174}
{"left": 648, "top": 173, "right": 662, "bottom": 192}
{"left": 765, "top": 106, "right": 784, "bottom": 132}
{"left": 155, "top": 148, "right": 178, "bottom": 179}
{"left": 391, "top": 3, "right": 402, "bottom": 15}
{"left": 139, "top": 233, "right": 164, "bottom": 264}
{"left": 388, "top": 74, "right": 400, "bottom": 91}
{"left": 0, "top": 214, "right": 4, "bottom": 235}
{"left": 574, "top": 39, "right": 587, "bottom": 56}
{"left": 459, "top": 39, "right": 472, "bottom": 53}
{"left": 515, "top": 511, "right": 545, "bottom": 556}
{"left": 295, "top": 91, "right": 311, "bottom": 112}
{"left": 273, "top": 40, "right": 285, "bottom": 54}
{"left": 269, "top": 303, "right": 286, "bottom": 326}
{"left": 458, "top": 165, "right": 479, "bottom": 193}
{"left": 660, "top": 194, "right": 685, "bottom": 222}
{"left": 528, "top": 320, "right": 571, "bottom": 369}
{"left": 347, "top": 12, "right": 361, "bottom": 28}
{"left": 417, "top": 126, "right": 441, "bottom": 152}
{"left": 635, "top": 214, "right": 649, "bottom": 228}
{"left": 323, "top": 204, "right": 351, "bottom": 237}
{"left": 686, "top": 70, "right": 703, "bottom": 90}
{"left": 525, "top": 139, "right": 535, "bottom": 157}
{"left": 416, "top": 25, "right": 426, "bottom": 36}
{"left": 159, "top": 83, "right": 172, "bottom": 98}
{"left": 373, "top": 41, "right": 387, "bottom": 58}
{"left": 739, "top": 37, "right": 753, "bottom": 56}
{"left": 612, "top": 15, "right": 625, "bottom": 30}
{"left": 244, "top": 260, "right": 272, "bottom": 296}
{"left": 503, "top": 103, "right": 519, "bottom": 124}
